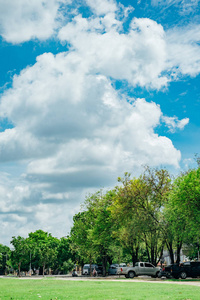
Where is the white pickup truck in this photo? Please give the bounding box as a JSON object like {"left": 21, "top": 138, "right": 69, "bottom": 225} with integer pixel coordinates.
{"left": 117, "top": 262, "right": 161, "bottom": 278}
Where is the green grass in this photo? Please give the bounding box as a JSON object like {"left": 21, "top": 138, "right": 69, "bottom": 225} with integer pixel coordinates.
{"left": 0, "top": 278, "right": 200, "bottom": 300}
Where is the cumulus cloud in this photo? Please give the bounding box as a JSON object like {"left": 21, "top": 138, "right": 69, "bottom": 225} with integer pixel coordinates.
{"left": 0, "top": 0, "right": 71, "bottom": 43}
{"left": 0, "top": 50, "right": 181, "bottom": 170}
{"left": 0, "top": 45, "right": 182, "bottom": 244}
{"left": 0, "top": 168, "right": 87, "bottom": 245}
{"left": 162, "top": 116, "right": 189, "bottom": 132}
{"left": 58, "top": 15, "right": 168, "bottom": 89}
{"left": 1, "top": 0, "right": 197, "bottom": 244}
{"left": 58, "top": 10, "right": 200, "bottom": 88}
{"left": 85, "top": 0, "right": 118, "bottom": 15}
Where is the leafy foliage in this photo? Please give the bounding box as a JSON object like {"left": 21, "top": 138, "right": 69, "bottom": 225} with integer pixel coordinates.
{"left": 3, "top": 165, "right": 200, "bottom": 274}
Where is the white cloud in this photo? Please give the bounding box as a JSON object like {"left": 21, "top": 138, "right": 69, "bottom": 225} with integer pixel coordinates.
{"left": 162, "top": 115, "right": 189, "bottom": 132}
{"left": 0, "top": 47, "right": 182, "bottom": 245}
{"left": 151, "top": 0, "right": 200, "bottom": 12}
{"left": 58, "top": 6, "right": 200, "bottom": 85}
{"left": 0, "top": 170, "right": 83, "bottom": 245}
{"left": 166, "top": 24, "right": 200, "bottom": 77}
{"left": 85, "top": 0, "right": 118, "bottom": 15}
{"left": 1, "top": 0, "right": 198, "bottom": 245}
{"left": 59, "top": 15, "right": 168, "bottom": 89}
{"left": 0, "top": 50, "right": 181, "bottom": 171}
{"left": 0, "top": 0, "right": 71, "bottom": 43}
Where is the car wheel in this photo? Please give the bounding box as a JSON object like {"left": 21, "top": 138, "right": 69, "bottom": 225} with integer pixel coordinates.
{"left": 166, "top": 272, "right": 172, "bottom": 279}
{"left": 125, "top": 274, "right": 129, "bottom": 278}
{"left": 157, "top": 272, "right": 162, "bottom": 278}
{"left": 180, "top": 271, "right": 187, "bottom": 279}
{"left": 128, "top": 271, "right": 135, "bottom": 279}
{"left": 155, "top": 271, "right": 160, "bottom": 278}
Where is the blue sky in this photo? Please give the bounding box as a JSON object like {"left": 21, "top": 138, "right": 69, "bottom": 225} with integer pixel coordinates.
{"left": 0, "top": 0, "right": 199, "bottom": 245}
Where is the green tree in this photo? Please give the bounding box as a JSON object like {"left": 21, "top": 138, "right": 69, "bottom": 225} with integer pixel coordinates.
{"left": 28, "top": 230, "right": 59, "bottom": 276}
{"left": 164, "top": 168, "right": 200, "bottom": 264}
{"left": 10, "top": 236, "right": 30, "bottom": 276}
{"left": 70, "top": 210, "right": 97, "bottom": 274}
{"left": 84, "top": 190, "right": 118, "bottom": 276}
{"left": 111, "top": 169, "right": 171, "bottom": 266}
{"left": 55, "top": 237, "right": 76, "bottom": 274}
{"left": 70, "top": 190, "right": 118, "bottom": 276}
{"left": 0, "top": 244, "right": 11, "bottom": 275}
{"left": 110, "top": 175, "right": 144, "bottom": 265}
{"left": 60, "top": 258, "right": 74, "bottom": 274}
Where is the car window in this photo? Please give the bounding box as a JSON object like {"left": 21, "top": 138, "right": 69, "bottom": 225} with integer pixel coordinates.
{"left": 135, "top": 262, "right": 138, "bottom": 267}
{"left": 183, "top": 262, "right": 190, "bottom": 266}
{"left": 145, "top": 263, "right": 154, "bottom": 268}
{"left": 140, "top": 263, "right": 144, "bottom": 267}
{"left": 119, "top": 263, "right": 126, "bottom": 267}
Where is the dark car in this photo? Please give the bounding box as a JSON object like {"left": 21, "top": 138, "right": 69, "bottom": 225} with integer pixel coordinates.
{"left": 160, "top": 261, "right": 200, "bottom": 279}
{"left": 97, "top": 265, "right": 103, "bottom": 275}
{"left": 108, "top": 264, "right": 119, "bottom": 275}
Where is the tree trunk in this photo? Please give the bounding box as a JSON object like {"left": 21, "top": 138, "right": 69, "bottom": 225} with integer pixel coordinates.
{"left": 18, "top": 262, "right": 21, "bottom": 277}
{"left": 176, "top": 242, "right": 182, "bottom": 265}
{"left": 146, "top": 245, "right": 150, "bottom": 262}
{"left": 157, "top": 246, "right": 164, "bottom": 266}
{"left": 43, "top": 263, "right": 45, "bottom": 276}
{"left": 131, "top": 246, "right": 139, "bottom": 266}
{"left": 102, "top": 255, "right": 107, "bottom": 277}
{"left": 166, "top": 241, "right": 174, "bottom": 264}
{"left": 90, "top": 258, "right": 92, "bottom": 277}
{"left": 150, "top": 244, "right": 155, "bottom": 265}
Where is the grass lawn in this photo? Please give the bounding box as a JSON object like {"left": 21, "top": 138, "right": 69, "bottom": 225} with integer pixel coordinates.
{"left": 0, "top": 278, "right": 200, "bottom": 300}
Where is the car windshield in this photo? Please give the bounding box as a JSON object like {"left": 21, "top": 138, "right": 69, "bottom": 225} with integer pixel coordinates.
{"left": 119, "top": 263, "right": 126, "bottom": 267}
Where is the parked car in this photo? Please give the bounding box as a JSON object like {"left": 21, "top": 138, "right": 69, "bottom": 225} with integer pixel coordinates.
{"left": 82, "top": 264, "right": 102, "bottom": 275}
{"left": 97, "top": 265, "right": 103, "bottom": 275}
{"left": 119, "top": 263, "right": 127, "bottom": 268}
{"left": 117, "top": 262, "right": 161, "bottom": 278}
{"left": 159, "top": 261, "right": 200, "bottom": 279}
{"left": 108, "top": 264, "right": 119, "bottom": 275}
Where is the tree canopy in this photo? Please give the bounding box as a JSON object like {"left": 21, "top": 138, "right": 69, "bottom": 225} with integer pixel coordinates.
{"left": 1, "top": 165, "right": 200, "bottom": 275}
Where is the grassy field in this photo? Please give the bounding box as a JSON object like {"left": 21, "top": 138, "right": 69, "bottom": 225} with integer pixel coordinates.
{"left": 0, "top": 278, "right": 200, "bottom": 300}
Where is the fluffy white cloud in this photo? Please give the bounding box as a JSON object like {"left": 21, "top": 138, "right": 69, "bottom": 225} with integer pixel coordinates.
{"left": 0, "top": 48, "right": 181, "bottom": 244}
{"left": 85, "top": 0, "right": 118, "bottom": 15}
{"left": 162, "top": 116, "right": 189, "bottom": 132}
{"left": 0, "top": 50, "right": 181, "bottom": 170}
{"left": 0, "top": 0, "right": 70, "bottom": 43}
{"left": 1, "top": 0, "right": 198, "bottom": 244}
{"left": 59, "top": 15, "right": 168, "bottom": 89}
{"left": 0, "top": 167, "right": 88, "bottom": 245}
{"left": 58, "top": 9, "right": 200, "bottom": 85}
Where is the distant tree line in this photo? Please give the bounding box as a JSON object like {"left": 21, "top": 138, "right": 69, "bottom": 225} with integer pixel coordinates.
{"left": 70, "top": 165, "right": 200, "bottom": 276}
{"left": 0, "top": 230, "right": 75, "bottom": 276}
{"left": 1, "top": 164, "right": 200, "bottom": 276}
